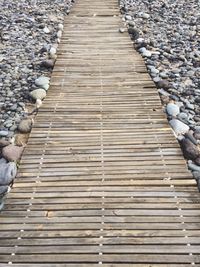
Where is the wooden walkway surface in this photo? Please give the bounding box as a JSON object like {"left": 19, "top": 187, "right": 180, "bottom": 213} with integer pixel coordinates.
{"left": 1, "top": 0, "right": 200, "bottom": 265}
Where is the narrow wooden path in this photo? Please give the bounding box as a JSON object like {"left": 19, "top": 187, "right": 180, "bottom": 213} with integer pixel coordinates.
{"left": 1, "top": 0, "right": 200, "bottom": 265}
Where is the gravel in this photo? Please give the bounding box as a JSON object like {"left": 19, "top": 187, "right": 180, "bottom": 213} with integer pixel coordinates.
{"left": 120, "top": 0, "right": 200, "bottom": 188}
{"left": 0, "top": 0, "right": 74, "bottom": 134}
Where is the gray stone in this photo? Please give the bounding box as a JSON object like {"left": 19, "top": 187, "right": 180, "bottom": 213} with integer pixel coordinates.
{"left": 169, "top": 119, "right": 189, "bottom": 135}
{"left": 30, "top": 89, "right": 46, "bottom": 100}
{"left": 180, "top": 138, "right": 199, "bottom": 160}
{"left": 125, "top": 15, "right": 132, "bottom": 20}
{"left": 156, "top": 80, "right": 170, "bottom": 89}
{"left": 43, "top": 26, "right": 50, "bottom": 34}
{"left": 18, "top": 118, "right": 32, "bottom": 133}
{"left": 188, "top": 160, "right": 200, "bottom": 172}
{"left": 127, "top": 21, "right": 135, "bottom": 27}
{"left": 128, "top": 27, "right": 139, "bottom": 40}
{"left": 158, "top": 89, "right": 170, "bottom": 97}
{"left": 142, "top": 49, "right": 152, "bottom": 58}
{"left": 0, "top": 162, "right": 17, "bottom": 185}
{"left": 166, "top": 103, "right": 180, "bottom": 117}
{"left": 192, "top": 171, "right": 200, "bottom": 180}
{"left": 49, "top": 47, "right": 57, "bottom": 57}
{"left": 57, "top": 30, "right": 62, "bottom": 38}
{"left": 119, "top": 28, "right": 126, "bottom": 33}
{"left": 35, "top": 76, "right": 50, "bottom": 90}
{"left": 58, "top": 23, "right": 64, "bottom": 31}
{"left": 141, "top": 13, "right": 150, "bottom": 19}
{"left": 41, "top": 59, "right": 55, "bottom": 69}
{"left": 0, "top": 130, "right": 9, "bottom": 137}
{"left": 185, "top": 131, "right": 198, "bottom": 145}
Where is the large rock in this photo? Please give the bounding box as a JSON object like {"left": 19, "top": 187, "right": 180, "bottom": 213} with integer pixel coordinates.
{"left": 30, "top": 89, "right": 46, "bottom": 100}
{"left": 156, "top": 80, "right": 170, "bottom": 89}
{"left": 169, "top": 119, "right": 189, "bottom": 135}
{"left": 18, "top": 119, "right": 32, "bottom": 133}
{"left": 128, "top": 27, "right": 139, "bottom": 40}
{"left": 35, "top": 76, "right": 50, "bottom": 90}
{"left": 2, "top": 145, "right": 24, "bottom": 162}
{"left": 0, "top": 162, "right": 17, "bottom": 185}
{"left": 180, "top": 138, "right": 199, "bottom": 160}
{"left": 166, "top": 103, "right": 180, "bottom": 117}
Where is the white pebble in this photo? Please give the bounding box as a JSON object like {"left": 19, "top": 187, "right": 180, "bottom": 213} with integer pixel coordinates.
{"left": 166, "top": 103, "right": 180, "bottom": 117}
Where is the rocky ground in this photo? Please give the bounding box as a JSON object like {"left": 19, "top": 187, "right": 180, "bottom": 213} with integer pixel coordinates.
{"left": 0, "top": 0, "right": 73, "bottom": 208}
{"left": 119, "top": 0, "right": 200, "bottom": 188}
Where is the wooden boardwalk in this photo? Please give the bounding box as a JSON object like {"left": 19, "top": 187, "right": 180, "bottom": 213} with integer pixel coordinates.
{"left": 1, "top": 0, "right": 200, "bottom": 265}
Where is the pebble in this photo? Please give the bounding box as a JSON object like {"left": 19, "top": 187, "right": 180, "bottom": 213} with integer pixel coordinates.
{"left": 169, "top": 119, "right": 189, "bottom": 135}
{"left": 57, "top": 30, "right": 62, "bottom": 38}
{"left": 0, "top": 130, "right": 9, "bottom": 137}
{"left": 41, "top": 59, "right": 55, "bottom": 69}
{"left": 140, "top": 12, "right": 150, "bottom": 19}
{"left": 180, "top": 138, "right": 199, "bottom": 160}
{"left": 2, "top": 145, "right": 24, "bottom": 162}
{"left": 58, "top": 23, "right": 64, "bottom": 31}
{"left": 0, "top": 162, "right": 17, "bottom": 186}
{"left": 30, "top": 89, "right": 47, "bottom": 100}
{"left": 43, "top": 26, "right": 50, "bottom": 34}
{"left": 142, "top": 50, "right": 151, "bottom": 58}
{"left": 185, "top": 131, "right": 198, "bottom": 145}
{"left": 49, "top": 47, "right": 57, "bottom": 56}
{"left": 119, "top": 28, "right": 126, "bottom": 33}
{"left": 18, "top": 119, "right": 32, "bottom": 133}
{"left": 35, "top": 76, "right": 50, "bottom": 90}
{"left": 156, "top": 80, "right": 170, "bottom": 89}
{"left": 128, "top": 27, "right": 139, "bottom": 40}
{"left": 166, "top": 103, "right": 180, "bottom": 117}
{"left": 125, "top": 15, "right": 132, "bottom": 20}
{"left": 188, "top": 160, "right": 200, "bottom": 172}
